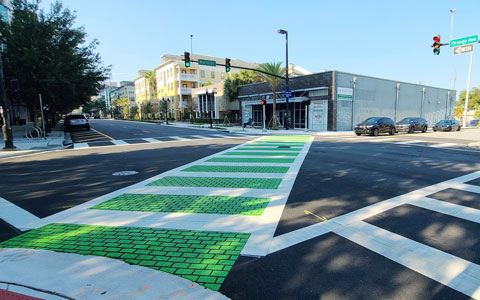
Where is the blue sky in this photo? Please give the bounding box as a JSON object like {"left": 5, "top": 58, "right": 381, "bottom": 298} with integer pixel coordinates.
{"left": 40, "top": 0, "right": 479, "bottom": 96}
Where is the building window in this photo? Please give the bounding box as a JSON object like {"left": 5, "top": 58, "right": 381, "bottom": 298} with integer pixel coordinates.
{"left": 221, "top": 73, "right": 225, "bottom": 80}
{"left": 182, "top": 70, "right": 186, "bottom": 74}
{"left": 201, "top": 70, "right": 205, "bottom": 78}
{"left": 211, "top": 72, "right": 215, "bottom": 79}
{"left": 182, "top": 84, "right": 187, "bottom": 88}
{"left": 190, "top": 70, "right": 195, "bottom": 75}
{"left": 191, "top": 83, "right": 196, "bottom": 88}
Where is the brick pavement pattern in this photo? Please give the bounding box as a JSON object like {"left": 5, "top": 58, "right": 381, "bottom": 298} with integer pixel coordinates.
{"left": 223, "top": 151, "right": 299, "bottom": 156}
{"left": 147, "top": 176, "right": 282, "bottom": 189}
{"left": 182, "top": 165, "right": 290, "bottom": 173}
{"left": 205, "top": 157, "right": 296, "bottom": 163}
{"left": 0, "top": 223, "right": 249, "bottom": 291}
{"left": 91, "top": 194, "right": 271, "bottom": 216}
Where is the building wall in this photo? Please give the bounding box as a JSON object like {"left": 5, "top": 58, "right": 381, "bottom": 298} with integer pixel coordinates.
{"left": 238, "top": 71, "right": 455, "bottom": 131}
{"left": 335, "top": 72, "right": 455, "bottom": 130}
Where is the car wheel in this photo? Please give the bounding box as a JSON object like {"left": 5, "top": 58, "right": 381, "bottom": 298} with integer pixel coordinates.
{"left": 408, "top": 126, "right": 414, "bottom": 133}
{"left": 457, "top": 126, "right": 461, "bottom": 131}
{"left": 372, "top": 128, "right": 379, "bottom": 136}
{"left": 389, "top": 127, "right": 395, "bottom": 135}
{"left": 422, "top": 126, "right": 427, "bottom": 133}
{"left": 355, "top": 133, "right": 361, "bottom": 136}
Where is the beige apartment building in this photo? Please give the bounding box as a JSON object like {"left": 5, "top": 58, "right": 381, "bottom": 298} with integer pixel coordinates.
{"left": 134, "top": 54, "right": 257, "bottom": 120}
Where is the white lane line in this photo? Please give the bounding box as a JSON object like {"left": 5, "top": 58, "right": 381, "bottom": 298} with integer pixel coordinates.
{"left": 191, "top": 135, "right": 210, "bottom": 139}
{"left": 211, "top": 134, "right": 230, "bottom": 138}
{"left": 111, "top": 140, "right": 128, "bottom": 145}
{"left": 335, "top": 221, "right": 480, "bottom": 300}
{"left": 169, "top": 136, "right": 189, "bottom": 141}
{"left": 429, "top": 143, "right": 458, "bottom": 148}
{"left": 410, "top": 196, "right": 480, "bottom": 224}
{"left": 0, "top": 197, "right": 40, "bottom": 231}
{"left": 73, "top": 142, "right": 89, "bottom": 149}
{"left": 268, "top": 170, "right": 480, "bottom": 254}
{"left": 454, "top": 183, "right": 480, "bottom": 195}
{"left": 0, "top": 248, "right": 227, "bottom": 300}
{"left": 142, "top": 138, "right": 160, "bottom": 143}
{"left": 395, "top": 140, "right": 425, "bottom": 145}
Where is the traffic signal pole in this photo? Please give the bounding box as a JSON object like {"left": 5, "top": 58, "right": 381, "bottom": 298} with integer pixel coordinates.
{"left": 463, "top": 49, "right": 474, "bottom": 127}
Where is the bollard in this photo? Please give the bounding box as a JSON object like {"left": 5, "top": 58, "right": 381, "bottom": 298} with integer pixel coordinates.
{"left": 2, "top": 124, "right": 15, "bottom": 149}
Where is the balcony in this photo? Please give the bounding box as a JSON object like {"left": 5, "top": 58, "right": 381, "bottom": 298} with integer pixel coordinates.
{"left": 178, "top": 87, "right": 192, "bottom": 95}
{"left": 178, "top": 73, "right": 198, "bottom": 81}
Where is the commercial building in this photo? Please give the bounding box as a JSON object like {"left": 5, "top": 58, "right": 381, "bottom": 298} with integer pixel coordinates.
{"left": 238, "top": 71, "right": 456, "bottom": 131}
{"left": 191, "top": 82, "right": 240, "bottom": 123}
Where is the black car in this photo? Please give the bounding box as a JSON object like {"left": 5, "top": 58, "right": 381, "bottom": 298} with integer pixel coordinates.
{"left": 432, "top": 120, "right": 461, "bottom": 132}
{"left": 396, "top": 117, "right": 428, "bottom": 133}
{"left": 354, "top": 117, "right": 396, "bottom": 136}
{"left": 64, "top": 114, "right": 91, "bottom": 131}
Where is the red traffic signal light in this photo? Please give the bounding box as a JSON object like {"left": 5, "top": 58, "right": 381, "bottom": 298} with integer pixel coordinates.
{"left": 184, "top": 52, "right": 191, "bottom": 67}
{"left": 225, "top": 58, "right": 231, "bottom": 72}
{"left": 432, "top": 35, "right": 441, "bottom": 55}
{"left": 260, "top": 100, "right": 266, "bottom": 105}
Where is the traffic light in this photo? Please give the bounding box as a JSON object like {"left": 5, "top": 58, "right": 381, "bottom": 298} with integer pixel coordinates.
{"left": 184, "top": 52, "right": 191, "bottom": 67}
{"left": 432, "top": 35, "right": 441, "bottom": 55}
{"left": 225, "top": 58, "right": 231, "bottom": 72}
{"left": 261, "top": 99, "right": 266, "bottom": 105}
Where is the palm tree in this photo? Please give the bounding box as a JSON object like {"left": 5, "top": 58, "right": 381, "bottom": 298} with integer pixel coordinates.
{"left": 256, "top": 62, "right": 286, "bottom": 128}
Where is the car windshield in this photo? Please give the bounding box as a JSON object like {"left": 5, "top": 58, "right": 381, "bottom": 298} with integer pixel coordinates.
{"left": 363, "top": 118, "right": 379, "bottom": 124}
{"left": 398, "top": 118, "right": 413, "bottom": 123}
{"left": 438, "top": 120, "right": 449, "bottom": 125}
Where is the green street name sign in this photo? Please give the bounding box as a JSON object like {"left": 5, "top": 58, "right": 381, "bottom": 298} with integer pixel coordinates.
{"left": 450, "top": 35, "right": 478, "bottom": 47}
{"left": 198, "top": 59, "right": 216, "bottom": 66}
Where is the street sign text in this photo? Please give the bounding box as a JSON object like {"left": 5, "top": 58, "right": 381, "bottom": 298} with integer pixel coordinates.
{"left": 454, "top": 44, "right": 474, "bottom": 55}
{"left": 198, "top": 59, "right": 217, "bottom": 67}
{"left": 450, "top": 35, "right": 478, "bottom": 47}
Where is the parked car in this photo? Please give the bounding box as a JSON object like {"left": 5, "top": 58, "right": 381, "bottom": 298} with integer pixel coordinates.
{"left": 64, "top": 114, "right": 90, "bottom": 131}
{"left": 396, "top": 117, "right": 428, "bottom": 133}
{"left": 354, "top": 117, "right": 396, "bottom": 136}
{"left": 432, "top": 120, "right": 461, "bottom": 132}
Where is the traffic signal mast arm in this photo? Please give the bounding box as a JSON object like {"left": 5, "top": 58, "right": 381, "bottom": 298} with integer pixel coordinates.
{"left": 181, "top": 58, "right": 285, "bottom": 80}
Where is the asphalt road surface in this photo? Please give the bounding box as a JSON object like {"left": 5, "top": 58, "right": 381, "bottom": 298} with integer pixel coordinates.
{"left": 1, "top": 123, "right": 480, "bottom": 300}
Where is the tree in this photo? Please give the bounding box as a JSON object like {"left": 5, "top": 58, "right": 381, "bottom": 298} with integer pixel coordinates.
{"left": 255, "top": 62, "right": 286, "bottom": 128}
{"left": 0, "top": 0, "right": 109, "bottom": 124}
{"left": 129, "top": 106, "right": 138, "bottom": 118}
{"left": 455, "top": 87, "right": 480, "bottom": 118}
{"left": 114, "top": 98, "right": 129, "bottom": 119}
{"left": 224, "top": 70, "right": 260, "bottom": 102}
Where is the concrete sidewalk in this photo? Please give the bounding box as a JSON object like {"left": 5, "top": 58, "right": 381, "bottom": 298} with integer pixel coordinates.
{"left": 0, "top": 123, "right": 67, "bottom": 159}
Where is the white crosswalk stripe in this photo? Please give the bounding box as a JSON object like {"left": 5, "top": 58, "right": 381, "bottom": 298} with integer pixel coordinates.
{"left": 268, "top": 171, "right": 480, "bottom": 299}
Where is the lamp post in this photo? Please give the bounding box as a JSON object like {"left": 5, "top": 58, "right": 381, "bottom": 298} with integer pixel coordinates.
{"left": 278, "top": 29, "right": 289, "bottom": 130}
{"left": 206, "top": 88, "right": 216, "bottom": 129}
{"left": 450, "top": 9, "right": 456, "bottom": 91}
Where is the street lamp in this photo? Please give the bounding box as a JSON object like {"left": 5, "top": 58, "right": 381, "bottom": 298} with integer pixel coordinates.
{"left": 278, "top": 29, "right": 289, "bottom": 130}
{"left": 206, "top": 88, "right": 216, "bottom": 129}
{"left": 450, "top": 9, "right": 456, "bottom": 91}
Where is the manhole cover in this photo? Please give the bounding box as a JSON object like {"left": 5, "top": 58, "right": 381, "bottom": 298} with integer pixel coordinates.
{"left": 112, "top": 171, "right": 138, "bottom": 176}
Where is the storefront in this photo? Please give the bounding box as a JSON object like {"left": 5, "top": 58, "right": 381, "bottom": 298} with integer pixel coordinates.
{"left": 238, "top": 71, "right": 455, "bottom": 131}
